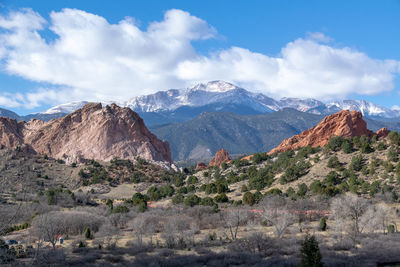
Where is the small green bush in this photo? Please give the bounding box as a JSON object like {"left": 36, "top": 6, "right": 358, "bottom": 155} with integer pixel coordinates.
{"left": 320, "top": 217, "right": 327, "bottom": 231}
{"left": 300, "top": 235, "right": 323, "bottom": 267}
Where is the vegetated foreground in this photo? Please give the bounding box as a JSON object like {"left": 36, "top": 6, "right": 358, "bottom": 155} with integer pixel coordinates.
{"left": 1, "top": 128, "right": 400, "bottom": 265}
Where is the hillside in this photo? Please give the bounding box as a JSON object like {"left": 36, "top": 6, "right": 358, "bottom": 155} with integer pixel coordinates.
{"left": 151, "top": 109, "right": 400, "bottom": 161}
{"left": 150, "top": 109, "right": 324, "bottom": 161}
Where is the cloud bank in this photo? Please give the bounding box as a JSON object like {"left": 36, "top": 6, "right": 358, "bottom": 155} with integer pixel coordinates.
{"left": 0, "top": 8, "right": 399, "bottom": 109}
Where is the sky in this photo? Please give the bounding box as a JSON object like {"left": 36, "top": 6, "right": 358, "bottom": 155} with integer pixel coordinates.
{"left": 0, "top": 0, "right": 400, "bottom": 115}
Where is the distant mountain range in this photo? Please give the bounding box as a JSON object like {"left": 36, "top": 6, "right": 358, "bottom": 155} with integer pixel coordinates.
{"left": 3, "top": 81, "right": 400, "bottom": 125}
{"left": 2, "top": 81, "right": 400, "bottom": 161}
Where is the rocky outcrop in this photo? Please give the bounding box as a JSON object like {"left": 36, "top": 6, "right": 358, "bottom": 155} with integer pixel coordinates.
{"left": 0, "top": 103, "right": 172, "bottom": 163}
{"left": 209, "top": 148, "right": 231, "bottom": 167}
{"left": 376, "top": 127, "right": 390, "bottom": 138}
{"left": 269, "top": 110, "right": 379, "bottom": 155}
{"left": 195, "top": 162, "right": 207, "bottom": 170}
{"left": 0, "top": 117, "right": 24, "bottom": 148}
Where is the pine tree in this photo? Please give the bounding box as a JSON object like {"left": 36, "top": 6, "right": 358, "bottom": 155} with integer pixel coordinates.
{"left": 320, "top": 217, "right": 327, "bottom": 231}
{"left": 300, "top": 235, "right": 323, "bottom": 267}
{"left": 84, "top": 227, "right": 92, "bottom": 239}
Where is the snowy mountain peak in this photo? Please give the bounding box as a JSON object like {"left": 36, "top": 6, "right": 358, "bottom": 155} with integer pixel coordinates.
{"left": 32, "top": 81, "right": 400, "bottom": 121}
{"left": 190, "top": 80, "right": 239, "bottom": 93}
{"left": 326, "top": 100, "right": 400, "bottom": 118}
{"left": 43, "top": 101, "right": 89, "bottom": 114}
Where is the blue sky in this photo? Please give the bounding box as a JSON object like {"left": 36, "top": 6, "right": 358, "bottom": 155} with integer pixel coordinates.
{"left": 0, "top": 0, "right": 399, "bottom": 114}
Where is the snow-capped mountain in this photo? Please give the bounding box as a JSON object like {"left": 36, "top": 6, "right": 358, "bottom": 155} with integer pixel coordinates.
{"left": 43, "top": 101, "right": 89, "bottom": 114}
{"left": 326, "top": 100, "right": 400, "bottom": 119}
{"left": 22, "top": 80, "right": 400, "bottom": 124}
{"left": 278, "top": 98, "right": 325, "bottom": 112}
{"left": 124, "top": 81, "right": 275, "bottom": 113}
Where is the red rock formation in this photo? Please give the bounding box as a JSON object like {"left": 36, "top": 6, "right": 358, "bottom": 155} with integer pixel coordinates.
{"left": 209, "top": 148, "right": 231, "bottom": 167}
{"left": 195, "top": 162, "right": 207, "bottom": 170}
{"left": 0, "top": 103, "right": 172, "bottom": 163}
{"left": 269, "top": 110, "right": 378, "bottom": 155}
{"left": 0, "top": 117, "right": 25, "bottom": 148}
{"left": 376, "top": 127, "right": 390, "bottom": 138}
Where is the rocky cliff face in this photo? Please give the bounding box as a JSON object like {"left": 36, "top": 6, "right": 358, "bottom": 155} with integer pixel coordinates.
{"left": 209, "top": 148, "right": 231, "bottom": 167}
{"left": 0, "top": 117, "right": 24, "bottom": 148}
{"left": 268, "top": 110, "right": 387, "bottom": 155}
{"left": 0, "top": 103, "right": 172, "bottom": 163}
{"left": 376, "top": 127, "right": 390, "bottom": 138}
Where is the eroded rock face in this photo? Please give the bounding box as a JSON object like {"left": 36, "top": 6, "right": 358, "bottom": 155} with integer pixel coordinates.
{"left": 0, "top": 117, "right": 25, "bottom": 148}
{"left": 209, "top": 148, "right": 231, "bottom": 167}
{"left": 269, "top": 110, "right": 377, "bottom": 154}
{"left": 0, "top": 103, "right": 172, "bottom": 163}
{"left": 376, "top": 127, "right": 390, "bottom": 138}
{"left": 195, "top": 162, "right": 207, "bottom": 170}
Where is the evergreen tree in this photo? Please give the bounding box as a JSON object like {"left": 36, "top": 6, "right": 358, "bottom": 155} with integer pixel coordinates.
{"left": 320, "top": 217, "right": 327, "bottom": 231}
{"left": 300, "top": 235, "right": 323, "bottom": 267}
{"left": 84, "top": 227, "right": 92, "bottom": 239}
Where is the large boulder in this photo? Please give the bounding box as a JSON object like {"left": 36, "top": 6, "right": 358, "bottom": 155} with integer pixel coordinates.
{"left": 209, "top": 148, "right": 231, "bottom": 167}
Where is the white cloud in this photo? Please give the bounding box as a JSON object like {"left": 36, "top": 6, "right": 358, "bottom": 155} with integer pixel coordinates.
{"left": 0, "top": 8, "right": 399, "bottom": 109}
{"left": 392, "top": 105, "right": 400, "bottom": 111}
{"left": 0, "top": 92, "right": 24, "bottom": 108}
{"left": 306, "top": 32, "right": 332, "bottom": 43}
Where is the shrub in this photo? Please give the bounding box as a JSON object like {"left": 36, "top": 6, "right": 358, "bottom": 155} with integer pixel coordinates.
{"left": 388, "top": 131, "right": 400, "bottom": 146}
{"left": 112, "top": 205, "right": 129, "bottom": 214}
{"left": 218, "top": 162, "right": 226, "bottom": 170}
{"left": 187, "top": 176, "right": 198, "bottom": 185}
{"left": 324, "top": 171, "right": 340, "bottom": 186}
{"left": 132, "top": 193, "right": 148, "bottom": 206}
{"left": 242, "top": 192, "right": 255, "bottom": 206}
{"left": 184, "top": 194, "right": 200, "bottom": 207}
{"left": 300, "top": 235, "right": 323, "bottom": 267}
{"left": 377, "top": 141, "right": 386, "bottom": 151}
{"left": 280, "top": 160, "right": 310, "bottom": 184}
{"left": 327, "top": 156, "right": 341, "bottom": 169}
{"left": 265, "top": 188, "right": 282, "bottom": 196}
{"left": 319, "top": 217, "right": 327, "bottom": 231}
{"left": 214, "top": 193, "right": 229, "bottom": 203}
{"left": 84, "top": 227, "right": 93, "bottom": 239}
{"left": 138, "top": 201, "right": 147, "bottom": 212}
{"left": 327, "top": 136, "right": 345, "bottom": 151}
{"left": 387, "top": 224, "right": 396, "bottom": 234}
{"left": 253, "top": 191, "right": 263, "bottom": 203}
{"left": 350, "top": 155, "right": 364, "bottom": 172}
{"left": 341, "top": 140, "right": 353, "bottom": 154}
{"left": 360, "top": 142, "right": 373, "bottom": 154}
{"left": 172, "top": 193, "right": 184, "bottom": 205}
{"left": 241, "top": 184, "right": 248, "bottom": 192}
{"left": 200, "top": 197, "right": 215, "bottom": 206}
{"left": 297, "top": 183, "right": 308, "bottom": 197}
{"left": 286, "top": 187, "right": 296, "bottom": 199}
{"left": 310, "top": 180, "right": 324, "bottom": 194}
{"left": 252, "top": 152, "right": 269, "bottom": 164}
{"left": 387, "top": 147, "right": 398, "bottom": 162}
{"left": 178, "top": 187, "right": 188, "bottom": 194}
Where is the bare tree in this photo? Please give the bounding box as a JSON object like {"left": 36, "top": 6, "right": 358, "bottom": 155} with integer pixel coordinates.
{"left": 220, "top": 209, "right": 249, "bottom": 241}
{"left": 331, "top": 194, "right": 369, "bottom": 244}
{"left": 130, "top": 214, "right": 147, "bottom": 246}
{"left": 161, "top": 215, "right": 192, "bottom": 248}
{"left": 95, "top": 222, "right": 120, "bottom": 250}
{"left": 31, "top": 212, "right": 63, "bottom": 249}
{"left": 360, "top": 203, "right": 392, "bottom": 234}
{"left": 260, "top": 196, "right": 295, "bottom": 239}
